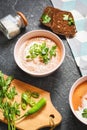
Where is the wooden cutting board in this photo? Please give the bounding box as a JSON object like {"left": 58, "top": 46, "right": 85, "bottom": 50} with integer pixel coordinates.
{"left": 0, "top": 78, "right": 62, "bottom": 130}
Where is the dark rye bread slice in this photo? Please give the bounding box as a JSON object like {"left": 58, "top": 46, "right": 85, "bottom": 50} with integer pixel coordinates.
{"left": 40, "top": 6, "right": 77, "bottom": 37}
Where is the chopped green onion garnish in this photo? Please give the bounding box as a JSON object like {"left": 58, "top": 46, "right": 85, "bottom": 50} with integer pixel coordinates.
{"left": 41, "top": 14, "right": 51, "bottom": 24}
{"left": 26, "top": 42, "right": 57, "bottom": 64}
{"left": 63, "top": 14, "right": 69, "bottom": 20}
{"left": 63, "top": 14, "right": 75, "bottom": 26}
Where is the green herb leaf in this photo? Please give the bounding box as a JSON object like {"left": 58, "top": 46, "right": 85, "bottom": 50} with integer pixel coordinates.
{"left": 7, "top": 87, "right": 17, "bottom": 99}
{"left": 0, "top": 71, "right": 14, "bottom": 99}
{"left": 50, "top": 45, "right": 57, "bottom": 58}
{"left": 0, "top": 71, "right": 5, "bottom": 87}
{"left": 5, "top": 76, "right": 13, "bottom": 86}
{"left": 42, "top": 55, "right": 50, "bottom": 64}
{"left": 82, "top": 108, "right": 87, "bottom": 118}
{"left": 41, "top": 14, "right": 51, "bottom": 24}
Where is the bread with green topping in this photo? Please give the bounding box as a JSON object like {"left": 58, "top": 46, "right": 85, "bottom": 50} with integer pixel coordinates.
{"left": 40, "top": 6, "right": 77, "bottom": 37}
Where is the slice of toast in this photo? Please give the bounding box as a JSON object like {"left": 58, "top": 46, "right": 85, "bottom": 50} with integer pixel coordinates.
{"left": 40, "top": 6, "right": 77, "bottom": 37}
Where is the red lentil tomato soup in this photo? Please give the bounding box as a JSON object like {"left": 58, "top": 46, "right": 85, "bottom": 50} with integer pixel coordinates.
{"left": 72, "top": 81, "right": 87, "bottom": 110}
{"left": 18, "top": 37, "right": 61, "bottom": 74}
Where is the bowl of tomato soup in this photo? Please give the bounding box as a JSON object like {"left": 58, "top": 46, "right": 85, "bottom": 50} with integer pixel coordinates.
{"left": 14, "top": 30, "right": 65, "bottom": 77}
{"left": 69, "top": 76, "right": 87, "bottom": 125}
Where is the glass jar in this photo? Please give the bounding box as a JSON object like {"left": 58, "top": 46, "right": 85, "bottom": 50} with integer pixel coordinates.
{"left": 0, "top": 12, "right": 28, "bottom": 39}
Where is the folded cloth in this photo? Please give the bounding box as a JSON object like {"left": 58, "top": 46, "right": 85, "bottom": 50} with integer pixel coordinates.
{"left": 51, "top": 0, "right": 87, "bottom": 76}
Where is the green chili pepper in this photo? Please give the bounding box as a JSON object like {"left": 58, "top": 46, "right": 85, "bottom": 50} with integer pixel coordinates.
{"left": 28, "top": 98, "right": 36, "bottom": 107}
{"left": 17, "top": 98, "right": 46, "bottom": 120}
{"left": 31, "top": 91, "right": 40, "bottom": 98}
{"left": 24, "top": 98, "right": 46, "bottom": 116}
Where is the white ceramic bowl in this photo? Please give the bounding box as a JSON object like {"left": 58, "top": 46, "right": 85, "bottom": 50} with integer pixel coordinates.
{"left": 14, "top": 30, "right": 65, "bottom": 77}
{"left": 69, "top": 76, "right": 87, "bottom": 125}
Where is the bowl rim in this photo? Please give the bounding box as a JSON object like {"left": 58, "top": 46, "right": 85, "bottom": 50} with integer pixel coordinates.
{"left": 69, "top": 76, "right": 87, "bottom": 125}
{"left": 14, "top": 29, "right": 65, "bottom": 77}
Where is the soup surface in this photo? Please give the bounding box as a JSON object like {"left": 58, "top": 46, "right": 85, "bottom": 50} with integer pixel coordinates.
{"left": 72, "top": 81, "right": 87, "bottom": 123}
{"left": 18, "top": 37, "right": 61, "bottom": 74}
{"left": 72, "top": 81, "right": 87, "bottom": 110}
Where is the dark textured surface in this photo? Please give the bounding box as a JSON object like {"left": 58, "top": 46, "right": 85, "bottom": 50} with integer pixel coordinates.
{"left": 0, "top": 0, "right": 87, "bottom": 130}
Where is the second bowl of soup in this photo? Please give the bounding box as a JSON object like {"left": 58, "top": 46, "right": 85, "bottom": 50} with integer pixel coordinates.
{"left": 69, "top": 76, "right": 87, "bottom": 125}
